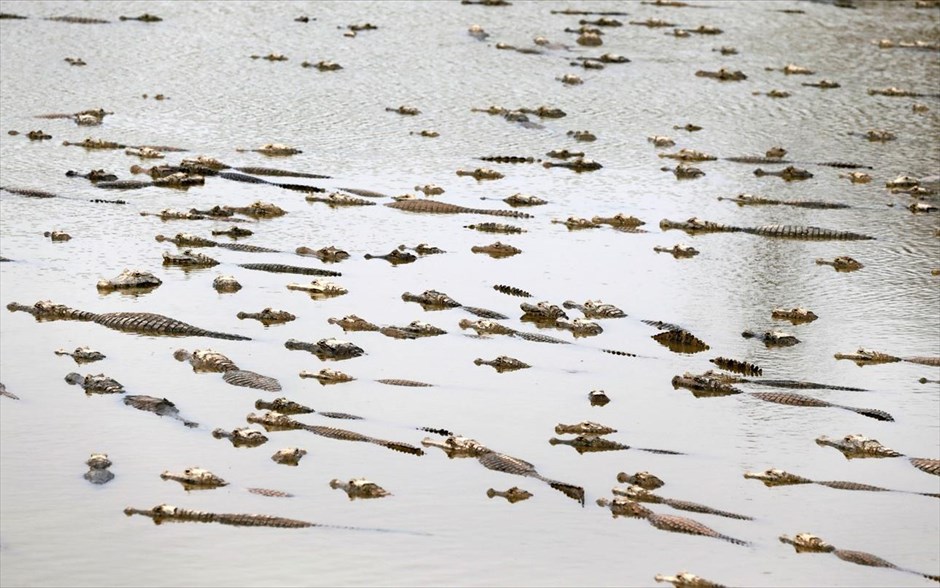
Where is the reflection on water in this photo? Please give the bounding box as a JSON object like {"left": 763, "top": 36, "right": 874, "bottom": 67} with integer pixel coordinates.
{"left": 1, "top": 0, "right": 938, "bottom": 586}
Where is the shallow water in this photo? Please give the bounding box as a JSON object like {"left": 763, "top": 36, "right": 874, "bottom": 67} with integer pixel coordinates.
{"left": 1, "top": 1, "right": 938, "bottom": 586}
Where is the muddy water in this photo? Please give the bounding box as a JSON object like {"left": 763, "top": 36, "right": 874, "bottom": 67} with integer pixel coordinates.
{"left": 1, "top": 1, "right": 938, "bottom": 586}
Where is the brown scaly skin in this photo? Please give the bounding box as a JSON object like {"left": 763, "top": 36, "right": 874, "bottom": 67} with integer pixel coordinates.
{"left": 242, "top": 263, "right": 340, "bottom": 278}
{"left": 465, "top": 222, "right": 525, "bottom": 234}
{"left": 124, "top": 504, "right": 313, "bottom": 528}
{"left": 471, "top": 241, "right": 522, "bottom": 258}
{"left": 398, "top": 243, "right": 445, "bottom": 255}
{"left": 459, "top": 318, "right": 519, "bottom": 336}
{"left": 124, "top": 395, "right": 199, "bottom": 427}
{"left": 741, "top": 330, "right": 799, "bottom": 347}
{"left": 161, "top": 468, "right": 228, "bottom": 489}
{"left": 592, "top": 214, "right": 646, "bottom": 229}
{"left": 328, "top": 315, "right": 381, "bottom": 332}
{"left": 833, "top": 348, "right": 902, "bottom": 366}
{"left": 385, "top": 105, "right": 420, "bottom": 116}
{"left": 552, "top": 217, "right": 600, "bottom": 230}
{"left": 224, "top": 201, "right": 287, "bottom": 219}
{"left": 815, "top": 434, "right": 903, "bottom": 459}
{"left": 520, "top": 301, "right": 568, "bottom": 323}
{"left": 744, "top": 469, "right": 937, "bottom": 497}
{"left": 65, "top": 372, "right": 125, "bottom": 394}
{"left": 236, "top": 143, "right": 300, "bottom": 154}
{"left": 487, "top": 487, "right": 533, "bottom": 503}
{"left": 305, "top": 192, "right": 375, "bottom": 207}
{"left": 694, "top": 68, "right": 746, "bottom": 81}
{"left": 66, "top": 169, "right": 118, "bottom": 182}
{"left": 286, "top": 280, "right": 348, "bottom": 298}
{"left": 659, "top": 149, "right": 717, "bottom": 162}
{"left": 543, "top": 158, "right": 603, "bottom": 172}
{"left": 386, "top": 199, "right": 533, "bottom": 219}
{"left": 652, "top": 329, "right": 710, "bottom": 353}
{"left": 212, "top": 427, "right": 269, "bottom": 447}
{"left": 84, "top": 453, "right": 114, "bottom": 485}
{"left": 250, "top": 412, "right": 424, "bottom": 456}
{"left": 617, "top": 471, "right": 664, "bottom": 490}
{"left": 237, "top": 308, "right": 296, "bottom": 325}
{"left": 502, "top": 193, "right": 547, "bottom": 207}
{"left": 555, "top": 318, "right": 603, "bottom": 337}
{"left": 364, "top": 249, "right": 416, "bottom": 264}
{"left": 54, "top": 347, "right": 106, "bottom": 364}
{"left": 717, "top": 193, "right": 850, "bottom": 209}
{"left": 803, "top": 79, "right": 841, "bottom": 89}
{"left": 671, "top": 373, "right": 743, "bottom": 397}
{"left": 614, "top": 486, "right": 752, "bottom": 520}
{"left": 271, "top": 447, "right": 307, "bottom": 466}
{"left": 213, "top": 275, "right": 242, "bottom": 293}
{"left": 550, "top": 436, "right": 630, "bottom": 454}
{"left": 401, "top": 290, "right": 462, "bottom": 309}
{"left": 296, "top": 245, "right": 350, "bottom": 263}
{"left": 474, "top": 356, "right": 530, "bottom": 373}
{"left": 299, "top": 368, "right": 356, "bottom": 385}
{"left": 285, "top": 338, "right": 364, "bottom": 360}
{"left": 709, "top": 357, "right": 762, "bottom": 377}
{"left": 255, "top": 398, "right": 314, "bottom": 416}
{"left": 662, "top": 163, "right": 705, "bottom": 179}
{"left": 816, "top": 256, "right": 863, "bottom": 271}
{"left": 162, "top": 250, "right": 219, "bottom": 269}
{"left": 589, "top": 390, "right": 610, "bottom": 405}
{"left": 383, "top": 321, "right": 447, "bottom": 338}
{"left": 213, "top": 226, "right": 254, "bottom": 238}
{"left": 567, "top": 130, "right": 596, "bottom": 142}
{"left": 753, "top": 166, "right": 813, "bottom": 181}
{"left": 654, "top": 572, "right": 726, "bottom": 588}
{"left": 750, "top": 391, "right": 894, "bottom": 421}
{"left": 562, "top": 300, "right": 626, "bottom": 319}
{"left": 595, "top": 498, "right": 749, "bottom": 545}
{"left": 779, "top": 533, "right": 940, "bottom": 583}
{"left": 654, "top": 244, "right": 699, "bottom": 258}
{"left": 555, "top": 421, "right": 617, "bottom": 436}
{"left": 329, "top": 478, "right": 391, "bottom": 499}
{"left": 771, "top": 307, "right": 818, "bottom": 323}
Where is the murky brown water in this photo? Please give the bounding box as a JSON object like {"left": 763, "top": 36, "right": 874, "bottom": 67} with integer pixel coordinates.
{"left": 1, "top": 1, "right": 938, "bottom": 586}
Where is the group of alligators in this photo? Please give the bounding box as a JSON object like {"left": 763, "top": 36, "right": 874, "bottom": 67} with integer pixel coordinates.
{"left": 1, "top": 3, "right": 939, "bottom": 588}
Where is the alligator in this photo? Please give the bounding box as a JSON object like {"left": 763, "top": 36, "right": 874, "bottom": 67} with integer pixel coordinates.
{"left": 299, "top": 369, "right": 433, "bottom": 389}
{"left": 630, "top": 18, "right": 676, "bottom": 27}
{"left": 765, "top": 63, "right": 814, "bottom": 75}
{"left": 567, "top": 130, "right": 596, "bottom": 142}
{"left": 490, "top": 285, "right": 531, "bottom": 299}
{"left": 561, "top": 300, "right": 626, "bottom": 319}
{"left": 498, "top": 193, "right": 547, "bottom": 207}
{"left": 66, "top": 169, "right": 117, "bottom": 182}
{"left": 769, "top": 307, "right": 819, "bottom": 324}
{"left": 62, "top": 138, "right": 126, "bottom": 150}
{"left": 751, "top": 391, "right": 894, "bottom": 421}
{"left": 555, "top": 318, "right": 603, "bottom": 337}
{"left": 455, "top": 168, "right": 504, "bottom": 181}
{"left": 589, "top": 390, "right": 610, "bottom": 406}
{"left": 383, "top": 321, "right": 447, "bottom": 339}
{"left": 716, "top": 194, "right": 850, "bottom": 209}
{"left": 648, "top": 136, "right": 676, "bottom": 148}
{"left": 55, "top": 347, "right": 106, "bottom": 363}
{"left": 543, "top": 158, "right": 603, "bottom": 172}
{"left": 552, "top": 217, "right": 600, "bottom": 230}
{"left": 286, "top": 279, "right": 348, "bottom": 298}
{"left": 15, "top": 129, "right": 53, "bottom": 140}
{"left": 327, "top": 315, "right": 381, "bottom": 333}
{"left": 0, "top": 186, "right": 58, "bottom": 198}
{"left": 422, "top": 435, "right": 585, "bottom": 504}
{"left": 875, "top": 38, "right": 940, "bottom": 51}
{"left": 385, "top": 106, "right": 420, "bottom": 116}
{"left": 659, "top": 149, "right": 717, "bottom": 162}
{"left": 246, "top": 411, "right": 425, "bottom": 455}
{"left": 487, "top": 487, "right": 533, "bottom": 503}
{"left": 162, "top": 249, "right": 219, "bottom": 269}
{"left": 285, "top": 338, "right": 364, "bottom": 360}
{"left": 292, "top": 247, "right": 350, "bottom": 265}
{"left": 266, "top": 446, "right": 307, "bottom": 466}
{"left": 402, "top": 290, "right": 509, "bottom": 319}
{"left": 658, "top": 217, "right": 874, "bottom": 240}
{"left": 816, "top": 257, "right": 863, "bottom": 272}
{"left": 36, "top": 108, "right": 112, "bottom": 126}
{"left": 44, "top": 231, "right": 71, "bottom": 242}
{"left": 240, "top": 263, "right": 341, "bottom": 278}
{"left": 860, "top": 129, "right": 896, "bottom": 142}
{"left": 459, "top": 318, "right": 570, "bottom": 344}
{"left": 159, "top": 467, "right": 231, "bottom": 490}
{"left": 654, "top": 244, "right": 699, "bottom": 258}
{"left": 174, "top": 348, "right": 281, "bottom": 391}
{"left": 709, "top": 357, "right": 762, "bottom": 376}
{"left": 0, "top": 383, "right": 19, "bottom": 400}
{"left": 868, "top": 86, "right": 938, "bottom": 98}
{"left": 802, "top": 79, "right": 841, "bottom": 89}
{"left": 156, "top": 234, "right": 279, "bottom": 253}
{"left": 301, "top": 60, "right": 342, "bottom": 71}
{"left": 550, "top": 435, "right": 682, "bottom": 455}
{"left": 754, "top": 166, "right": 813, "bottom": 181}
{"left": 65, "top": 372, "right": 125, "bottom": 395}
{"left": 124, "top": 395, "right": 199, "bottom": 427}
{"left": 139, "top": 209, "right": 242, "bottom": 222}
{"left": 212, "top": 226, "right": 253, "bottom": 239}
{"left": 910, "top": 202, "right": 939, "bottom": 213}
{"left": 212, "top": 427, "right": 269, "bottom": 447}
{"left": 123, "top": 504, "right": 325, "bottom": 528}
{"left": 697, "top": 370, "right": 868, "bottom": 392}
{"left": 650, "top": 328, "right": 710, "bottom": 353}
{"left": 671, "top": 373, "right": 743, "bottom": 397}
{"left": 654, "top": 572, "right": 726, "bottom": 588}
{"left": 330, "top": 478, "right": 391, "bottom": 500}
{"left": 834, "top": 348, "right": 940, "bottom": 367}
{"left": 237, "top": 308, "right": 296, "bottom": 325}
{"left": 694, "top": 68, "right": 747, "bottom": 81}
{"left": 617, "top": 471, "right": 664, "bottom": 490}
{"left": 178, "top": 156, "right": 330, "bottom": 179}
{"left": 662, "top": 163, "right": 705, "bottom": 179}
{"left": 471, "top": 241, "right": 522, "bottom": 259}
{"left": 306, "top": 193, "right": 376, "bottom": 207}
{"left": 778, "top": 533, "right": 940, "bottom": 583}
{"left": 386, "top": 199, "right": 532, "bottom": 219}
{"left": 364, "top": 249, "right": 416, "bottom": 265}
{"left": 591, "top": 214, "right": 647, "bottom": 231}
{"left": 613, "top": 485, "right": 752, "bottom": 520}
{"left": 125, "top": 147, "right": 165, "bottom": 159}
{"left": 815, "top": 435, "right": 940, "bottom": 475}
{"left": 83, "top": 453, "right": 114, "bottom": 485}
{"left": 398, "top": 243, "right": 445, "bottom": 256}
{"left": 119, "top": 13, "right": 162, "bottom": 22}
{"left": 465, "top": 223, "right": 525, "bottom": 235}
{"left": 474, "top": 356, "right": 531, "bottom": 373}
{"left": 97, "top": 173, "right": 205, "bottom": 190}
{"left": 595, "top": 498, "right": 749, "bottom": 545}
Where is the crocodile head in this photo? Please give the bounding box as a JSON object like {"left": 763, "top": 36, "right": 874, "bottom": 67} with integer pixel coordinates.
{"left": 554, "top": 421, "right": 617, "bottom": 437}
{"left": 743, "top": 468, "right": 811, "bottom": 486}
{"left": 421, "top": 435, "right": 490, "bottom": 458}
{"left": 329, "top": 478, "right": 390, "bottom": 499}
{"left": 86, "top": 453, "right": 112, "bottom": 470}
{"left": 815, "top": 434, "right": 894, "bottom": 458}
{"left": 271, "top": 447, "right": 307, "bottom": 465}
{"left": 596, "top": 497, "right": 653, "bottom": 518}
{"left": 616, "top": 471, "right": 664, "bottom": 490}
{"left": 7, "top": 300, "right": 76, "bottom": 319}
{"left": 779, "top": 533, "right": 836, "bottom": 553}
{"left": 96, "top": 269, "right": 162, "bottom": 291}
{"left": 160, "top": 467, "right": 228, "bottom": 488}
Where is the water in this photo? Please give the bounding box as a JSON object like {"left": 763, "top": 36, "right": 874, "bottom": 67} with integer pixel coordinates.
{"left": 1, "top": 1, "right": 938, "bottom": 586}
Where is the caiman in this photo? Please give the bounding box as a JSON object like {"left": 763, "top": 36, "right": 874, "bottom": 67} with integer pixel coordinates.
{"left": 96, "top": 269, "right": 163, "bottom": 293}
{"left": 8, "top": 300, "right": 249, "bottom": 340}
{"left": 815, "top": 434, "right": 940, "bottom": 475}
{"left": 386, "top": 199, "right": 532, "bottom": 219}
{"left": 745, "top": 469, "right": 937, "bottom": 498}
{"left": 55, "top": 347, "right": 106, "bottom": 364}
{"left": 213, "top": 276, "right": 242, "bottom": 293}
{"left": 124, "top": 395, "right": 199, "bottom": 428}
{"left": 717, "top": 194, "right": 850, "bottom": 209}
{"left": 65, "top": 373, "right": 125, "bottom": 395}
{"left": 654, "top": 572, "right": 726, "bottom": 588}
{"left": 816, "top": 256, "right": 863, "bottom": 271}
{"left": 654, "top": 244, "right": 699, "bottom": 258}
{"left": 237, "top": 308, "right": 296, "bottom": 325}
{"left": 617, "top": 471, "right": 664, "bottom": 490}
{"left": 595, "top": 498, "right": 749, "bottom": 545}
{"left": 272, "top": 447, "right": 307, "bottom": 466}
{"left": 779, "top": 533, "right": 940, "bottom": 583}
{"left": 296, "top": 245, "right": 350, "bottom": 263}
{"left": 613, "top": 485, "right": 752, "bottom": 520}
{"left": 84, "top": 453, "right": 114, "bottom": 485}
{"left": 474, "top": 356, "right": 531, "bottom": 373}
{"left": 562, "top": 299, "right": 626, "bottom": 318}
{"left": 753, "top": 166, "right": 813, "bottom": 180}
{"left": 771, "top": 307, "right": 818, "bottom": 323}
{"left": 659, "top": 217, "right": 874, "bottom": 240}
{"left": 246, "top": 411, "right": 425, "bottom": 455}
{"left": 212, "top": 427, "right": 269, "bottom": 447}
{"left": 364, "top": 249, "right": 416, "bottom": 265}
{"left": 834, "top": 348, "right": 940, "bottom": 367}
{"left": 285, "top": 338, "right": 364, "bottom": 360}
{"left": 741, "top": 330, "right": 799, "bottom": 347}
{"left": 174, "top": 348, "right": 281, "bottom": 391}
{"left": 286, "top": 279, "right": 348, "bottom": 298}
{"left": 329, "top": 478, "right": 391, "bottom": 500}
{"left": 471, "top": 241, "right": 522, "bottom": 258}
{"left": 487, "top": 487, "right": 533, "bottom": 503}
